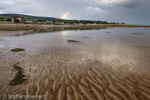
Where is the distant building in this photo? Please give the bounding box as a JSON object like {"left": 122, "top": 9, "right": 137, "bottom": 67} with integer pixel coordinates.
{"left": 60, "top": 22, "right": 65, "bottom": 25}
{"left": 46, "top": 21, "right": 52, "bottom": 24}
{"left": 24, "top": 19, "right": 37, "bottom": 24}
{"left": 73, "top": 23, "right": 78, "bottom": 25}
{"left": 79, "top": 23, "right": 84, "bottom": 25}
{"left": 11, "top": 17, "right": 25, "bottom": 23}
{"left": 57, "top": 21, "right": 64, "bottom": 25}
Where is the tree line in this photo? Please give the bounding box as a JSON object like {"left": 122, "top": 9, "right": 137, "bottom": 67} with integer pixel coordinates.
{"left": 37, "top": 19, "right": 125, "bottom": 25}
{"left": 0, "top": 16, "right": 125, "bottom": 25}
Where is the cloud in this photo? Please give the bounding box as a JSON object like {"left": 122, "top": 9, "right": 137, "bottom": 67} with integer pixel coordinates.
{"left": 0, "top": 0, "right": 40, "bottom": 14}
{"left": 0, "top": 0, "right": 150, "bottom": 25}
{"left": 69, "top": 0, "right": 140, "bottom": 9}
{"left": 87, "top": 6, "right": 102, "bottom": 11}
{"left": 84, "top": 0, "right": 140, "bottom": 13}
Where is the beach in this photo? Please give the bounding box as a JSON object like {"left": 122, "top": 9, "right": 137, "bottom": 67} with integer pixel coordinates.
{"left": 0, "top": 26, "right": 150, "bottom": 100}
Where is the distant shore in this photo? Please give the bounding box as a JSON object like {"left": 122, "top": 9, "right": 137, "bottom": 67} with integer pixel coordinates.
{"left": 0, "top": 24, "right": 150, "bottom": 31}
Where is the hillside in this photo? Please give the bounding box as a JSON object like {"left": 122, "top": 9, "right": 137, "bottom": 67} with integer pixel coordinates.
{"left": 0, "top": 14, "right": 59, "bottom": 20}
{"left": 0, "top": 14, "right": 122, "bottom": 25}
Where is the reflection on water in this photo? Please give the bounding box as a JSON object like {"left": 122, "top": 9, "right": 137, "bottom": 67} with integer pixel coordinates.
{"left": 0, "top": 37, "right": 7, "bottom": 48}
{"left": 1, "top": 27, "right": 150, "bottom": 73}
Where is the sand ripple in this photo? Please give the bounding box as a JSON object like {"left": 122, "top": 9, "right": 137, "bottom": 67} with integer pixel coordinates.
{"left": 0, "top": 47, "right": 150, "bottom": 100}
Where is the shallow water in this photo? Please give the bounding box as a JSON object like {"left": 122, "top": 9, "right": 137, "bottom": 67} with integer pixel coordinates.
{"left": 1, "top": 28, "right": 150, "bottom": 62}
{"left": 1, "top": 27, "right": 150, "bottom": 49}
{"left": 0, "top": 27, "right": 150, "bottom": 73}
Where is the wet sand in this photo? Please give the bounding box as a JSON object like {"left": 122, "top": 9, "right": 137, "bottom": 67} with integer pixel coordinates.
{"left": 0, "top": 27, "right": 150, "bottom": 100}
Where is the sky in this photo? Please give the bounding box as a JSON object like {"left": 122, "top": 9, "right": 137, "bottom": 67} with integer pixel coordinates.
{"left": 0, "top": 0, "right": 150, "bottom": 25}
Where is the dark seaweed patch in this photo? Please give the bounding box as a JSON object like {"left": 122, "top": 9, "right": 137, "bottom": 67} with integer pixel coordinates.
{"left": 11, "top": 48, "right": 25, "bottom": 52}
{"left": 131, "top": 33, "right": 143, "bottom": 35}
{"left": 82, "top": 36, "right": 90, "bottom": 38}
{"left": 9, "top": 64, "right": 27, "bottom": 86}
{"left": 67, "top": 40, "right": 80, "bottom": 42}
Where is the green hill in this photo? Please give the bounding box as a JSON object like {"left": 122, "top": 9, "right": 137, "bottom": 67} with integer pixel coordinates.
{"left": 0, "top": 14, "right": 59, "bottom": 20}
{"left": 0, "top": 14, "right": 122, "bottom": 25}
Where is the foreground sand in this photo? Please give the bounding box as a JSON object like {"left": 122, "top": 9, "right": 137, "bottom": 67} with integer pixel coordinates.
{"left": 0, "top": 29, "right": 150, "bottom": 100}
{"left": 0, "top": 48, "right": 150, "bottom": 100}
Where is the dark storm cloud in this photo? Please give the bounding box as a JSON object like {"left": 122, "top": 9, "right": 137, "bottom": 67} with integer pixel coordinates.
{"left": 0, "top": 0, "right": 150, "bottom": 25}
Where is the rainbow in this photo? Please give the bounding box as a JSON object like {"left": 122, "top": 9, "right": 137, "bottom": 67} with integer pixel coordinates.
{"left": 61, "top": 11, "right": 69, "bottom": 19}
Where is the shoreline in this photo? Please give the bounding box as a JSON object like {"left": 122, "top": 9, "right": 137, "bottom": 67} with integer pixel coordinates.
{"left": 0, "top": 24, "right": 150, "bottom": 31}
{"left": 1, "top": 24, "right": 150, "bottom": 37}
